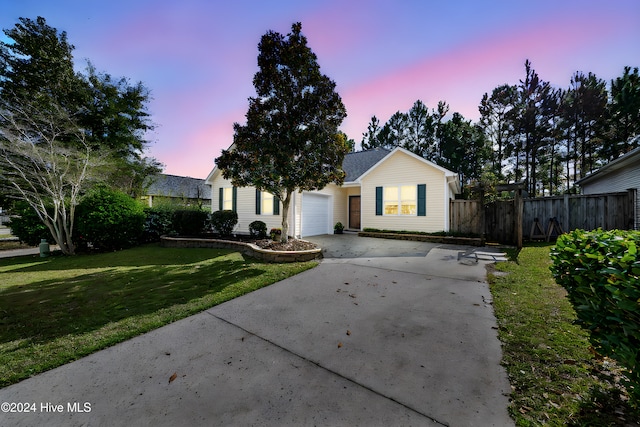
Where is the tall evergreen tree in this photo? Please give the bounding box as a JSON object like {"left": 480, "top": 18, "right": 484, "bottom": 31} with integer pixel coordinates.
{"left": 215, "top": 23, "right": 347, "bottom": 242}
{"left": 438, "top": 112, "right": 490, "bottom": 187}
{"left": 478, "top": 84, "right": 518, "bottom": 179}
{"left": 361, "top": 115, "right": 382, "bottom": 150}
{"left": 377, "top": 111, "right": 407, "bottom": 149}
{"left": 559, "top": 71, "right": 608, "bottom": 185}
{"left": 603, "top": 66, "right": 640, "bottom": 160}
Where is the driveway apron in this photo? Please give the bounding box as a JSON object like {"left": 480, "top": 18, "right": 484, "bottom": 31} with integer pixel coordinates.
{"left": 0, "top": 234, "right": 513, "bottom": 427}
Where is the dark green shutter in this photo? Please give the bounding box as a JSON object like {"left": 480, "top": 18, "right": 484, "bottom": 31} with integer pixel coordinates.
{"left": 375, "top": 186, "right": 383, "bottom": 215}
{"left": 232, "top": 187, "right": 237, "bottom": 212}
{"left": 417, "top": 184, "right": 426, "bottom": 216}
{"left": 273, "top": 195, "right": 280, "bottom": 215}
{"left": 218, "top": 188, "right": 223, "bottom": 211}
{"left": 255, "top": 189, "right": 261, "bottom": 214}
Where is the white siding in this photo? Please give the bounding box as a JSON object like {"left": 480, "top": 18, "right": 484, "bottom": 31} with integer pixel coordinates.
{"left": 581, "top": 166, "right": 640, "bottom": 229}
{"left": 360, "top": 150, "right": 450, "bottom": 233}
{"left": 208, "top": 173, "right": 291, "bottom": 234}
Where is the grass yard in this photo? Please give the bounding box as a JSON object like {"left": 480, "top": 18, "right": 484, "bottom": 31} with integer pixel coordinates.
{"left": 489, "top": 243, "right": 639, "bottom": 426}
{"left": 0, "top": 244, "right": 317, "bottom": 387}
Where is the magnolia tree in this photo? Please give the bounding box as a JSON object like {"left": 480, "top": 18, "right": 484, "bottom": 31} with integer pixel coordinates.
{"left": 215, "top": 22, "right": 348, "bottom": 242}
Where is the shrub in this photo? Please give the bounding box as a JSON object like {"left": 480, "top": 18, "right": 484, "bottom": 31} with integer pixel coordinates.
{"left": 172, "top": 209, "right": 208, "bottom": 236}
{"left": 249, "top": 220, "right": 267, "bottom": 239}
{"left": 141, "top": 207, "right": 175, "bottom": 242}
{"left": 5, "top": 201, "right": 50, "bottom": 246}
{"left": 210, "top": 210, "right": 238, "bottom": 236}
{"left": 550, "top": 229, "right": 640, "bottom": 405}
{"left": 76, "top": 187, "right": 145, "bottom": 251}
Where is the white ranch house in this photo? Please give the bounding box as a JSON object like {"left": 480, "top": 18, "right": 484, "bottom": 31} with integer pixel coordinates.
{"left": 206, "top": 147, "right": 460, "bottom": 238}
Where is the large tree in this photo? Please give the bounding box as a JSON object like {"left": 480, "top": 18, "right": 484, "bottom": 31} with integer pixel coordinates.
{"left": 559, "top": 71, "right": 608, "bottom": 185}
{"left": 0, "top": 16, "right": 160, "bottom": 251}
{"left": 215, "top": 23, "right": 347, "bottom": 242}
{"left": 478, "top": 84, "right": 518, "bottom": 179}
{"left": 603, "top": 66, "right": 640, "bottom": 160}
{"left": 438, "top": 112, "right": 490, "bottom": 188}
{"left": 0, "top": 17, "right": 160, "bottom": 197}
{"left": 0, "top": 97, "right": 106, "bottom": 255}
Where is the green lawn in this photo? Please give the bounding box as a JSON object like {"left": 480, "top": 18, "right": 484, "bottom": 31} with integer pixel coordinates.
{"left": 489, "top": 243, "right": 639, "bottom": 426}
{"left": 0, "top": 244, "right": 317, "bottom": 387}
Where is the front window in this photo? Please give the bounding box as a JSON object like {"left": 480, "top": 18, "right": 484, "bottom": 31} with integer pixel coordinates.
{"left": 222, "top": 187, "right": 233, "bottom": 210}
{"left": 261, "top": 191, "right": 274, "bottom": 215}
{"left": 384, "top": 185, "right": 416, "bottom": 215}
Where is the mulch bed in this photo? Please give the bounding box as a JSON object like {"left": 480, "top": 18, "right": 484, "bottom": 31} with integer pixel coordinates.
{"left": 253, "top": 239, "right": 318, "bottom": 251}
{"left": 183, "top": 234, "right": 318, "bottom": 252}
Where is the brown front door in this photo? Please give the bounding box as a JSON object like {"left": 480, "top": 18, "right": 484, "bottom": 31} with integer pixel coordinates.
{"left": 349, "top": 196, "right": 361, "bottom": 229}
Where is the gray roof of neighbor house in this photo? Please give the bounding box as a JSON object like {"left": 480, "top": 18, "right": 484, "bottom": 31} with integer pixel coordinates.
{"left": 145, "top": 174, "right": 211, "bottom": 200}
{"left": 342, "top": 148, "right": 391, "bottom": 182}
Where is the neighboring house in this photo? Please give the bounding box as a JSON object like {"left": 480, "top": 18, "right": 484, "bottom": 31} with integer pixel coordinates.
{"left": 206, "top": 147, "right": 460, "bottom": 238}
{"left": 576, "top": 141, "right": 640, "bottom": 230}
{"left": 142, "top": 174, "right": 212, "bottom": 209}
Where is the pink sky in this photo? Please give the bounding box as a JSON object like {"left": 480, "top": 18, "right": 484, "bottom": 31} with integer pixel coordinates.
{"left": 3, "top": 0, "right": 639, "bottom": 178}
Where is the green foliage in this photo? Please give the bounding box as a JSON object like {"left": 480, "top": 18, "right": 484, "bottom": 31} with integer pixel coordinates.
{"left": 605, "top": 66, "right": 640, "bottom": 160}
{"left": 0, "top": 16, "right": 159, "bottom": 197}
{"left": 5, "top": 202, "right": 50, "bottom": 246}
{"left": 249, "top": 220, "right": 267, "bottom": 239}
{"left": 270, "top": 228, "right": 282, "bottom": 240}
{"left": 334, "top": 222, "right": 344, "bottom": 232}
{"left": 215, "top": 22, "right": 347, "bottom": 242}
{"left": 171, "top": 209, "right": 208, "bottom": 236}
{"left": 141, "top": 206, "right": 175, "bottom": 242}
{"left": 550, "top": 229, "right": 640, "bottom": 405}
{"left": 76, "top": 187, "right": 145, "bottom": 251}
{"left": 210, "top": 210, "right": 238, "bottom": 236}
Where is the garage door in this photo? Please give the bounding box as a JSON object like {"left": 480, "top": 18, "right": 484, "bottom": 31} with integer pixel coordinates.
{"left": 301, "top": 193, "right": 330, "bottom": 237}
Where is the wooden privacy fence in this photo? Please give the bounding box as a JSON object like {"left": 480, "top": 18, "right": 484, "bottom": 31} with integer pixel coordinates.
{"left": 450, "top": 190, "right": 636, "bottom": 245}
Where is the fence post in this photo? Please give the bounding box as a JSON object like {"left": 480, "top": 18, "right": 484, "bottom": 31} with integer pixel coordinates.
{"left": 515, "top": 188, "right": 523, "bottom": 249}
{"left": 628, "top": 188, "right": 637, "bottom": 230}
{"left": 564, "top": 193, "right": 570, "bottom": 230}
{"left": 496, "top": 181, "right": 525, "bottom": 248}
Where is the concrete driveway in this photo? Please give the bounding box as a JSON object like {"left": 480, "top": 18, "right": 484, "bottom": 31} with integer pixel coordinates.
{"left": 0, "top": 234, "right": 513, "bottom": 427}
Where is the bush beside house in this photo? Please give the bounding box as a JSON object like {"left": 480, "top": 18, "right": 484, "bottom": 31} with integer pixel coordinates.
{"left": 76, "top": 187, "right": 146, "bottom": 251}
{"left": 550, "top": 229, "right": 640, "bottom": 405}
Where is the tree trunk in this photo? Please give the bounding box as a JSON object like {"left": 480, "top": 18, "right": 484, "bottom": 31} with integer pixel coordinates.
{"left": 280, "top": 190, "right": 292, "bottom": 243}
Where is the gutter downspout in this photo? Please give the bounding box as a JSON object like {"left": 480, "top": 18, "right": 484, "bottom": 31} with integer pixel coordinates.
{"left": 292, "top": 190, "right": 298, "bottom": 238}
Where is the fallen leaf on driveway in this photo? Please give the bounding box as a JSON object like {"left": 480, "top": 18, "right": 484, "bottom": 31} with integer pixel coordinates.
{"left": 346, "top": 330, "right": 351, "bottom": 336}
{"left": 169, "top": 372, "right": 177, "bottom": 383}
{"left": 338, "top": 342, "right": 343, "bottom": 348}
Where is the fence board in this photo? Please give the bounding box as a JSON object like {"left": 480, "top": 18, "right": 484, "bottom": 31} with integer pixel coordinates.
{"left": 450, "top": 190, "right": 635, "bottom": 244}
{"left": 450, "top": 200, "right": 482, "bottom": 235}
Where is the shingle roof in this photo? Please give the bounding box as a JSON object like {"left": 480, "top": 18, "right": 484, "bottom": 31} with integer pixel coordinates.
{"left": 145, "top": 174, "right": 211, "bottom": 200}
{"left": 342, "top": 148, "right": 391, "bottom": 182}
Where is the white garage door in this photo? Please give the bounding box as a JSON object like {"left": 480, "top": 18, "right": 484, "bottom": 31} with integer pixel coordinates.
{"left": 301, "top": 193, "right": 330, "bottom": 237}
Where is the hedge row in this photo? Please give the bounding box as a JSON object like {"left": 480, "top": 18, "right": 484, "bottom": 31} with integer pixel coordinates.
{"left": 8, "top": 189, "right": 238, "bottom": 251}
{"left": 549, "top": 229, "right": 640, "bottom": 405}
